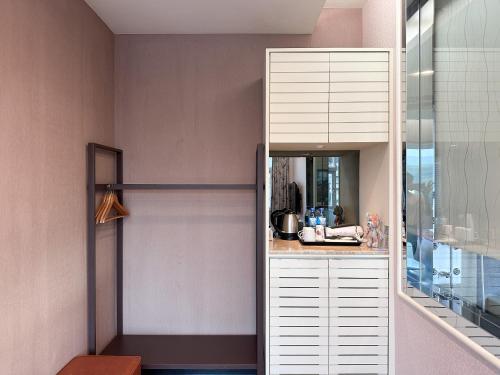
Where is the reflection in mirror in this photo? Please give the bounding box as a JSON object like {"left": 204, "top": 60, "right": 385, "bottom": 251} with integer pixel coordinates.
{"left": 402, "top": 0, "right": 500, "bottom": 356}
{"left": 269, "top": 151, "right": 359, "bottom": 228}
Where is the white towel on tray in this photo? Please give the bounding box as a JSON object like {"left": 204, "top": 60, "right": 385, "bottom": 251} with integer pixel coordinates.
{"left": 325, "top": 225, "right": 364, "bottom": 239}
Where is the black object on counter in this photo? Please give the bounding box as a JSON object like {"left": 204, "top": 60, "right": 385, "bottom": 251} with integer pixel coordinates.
{"left": 334, "top": 205, "right": 344, "bottom": 226}
{"left": 299, "top": 238, "right": 362, "bottom": 246}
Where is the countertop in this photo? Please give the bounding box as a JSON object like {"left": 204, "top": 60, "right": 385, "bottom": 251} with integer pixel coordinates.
{"left": 269, "top": 238, "right": 388, "bottom": 256}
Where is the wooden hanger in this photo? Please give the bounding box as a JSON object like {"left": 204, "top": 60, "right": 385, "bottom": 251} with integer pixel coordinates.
{"left": 95, "top": 190, "right": 129, "bottom": 224}
{"left": 95, "top": 191, "right": 111, "bottom": 222}
{"left": 97, "top": 191, "right": 129, "bottom": 223}
{"left": 95, "top": 191, "right": 112, "bottom": 224}
{"left": 103, "top": 191, "right": 129, "bottom": 223}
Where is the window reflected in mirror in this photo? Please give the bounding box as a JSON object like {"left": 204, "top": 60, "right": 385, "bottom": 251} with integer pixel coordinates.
{"left": 269, "top": 151, "right": 359, "bottom": 228}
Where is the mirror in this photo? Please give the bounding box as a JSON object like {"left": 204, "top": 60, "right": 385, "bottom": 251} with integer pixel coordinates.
{"left": 269, "top": 151, "right": 359, "bottom": 227}
{"left": 402, "top": 0, "right": 500, "bottom": 354}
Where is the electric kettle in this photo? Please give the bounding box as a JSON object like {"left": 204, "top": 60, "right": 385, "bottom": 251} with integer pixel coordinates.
{"left": 271, "top": 209, "right": 299, "bottom": 240}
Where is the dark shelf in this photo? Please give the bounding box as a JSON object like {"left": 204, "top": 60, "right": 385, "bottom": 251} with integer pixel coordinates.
{"left": 101, "top": 334, "right": 257, "bottom": 370}
{"left": 95, "top": 183, "right": 257, "bottom": 191}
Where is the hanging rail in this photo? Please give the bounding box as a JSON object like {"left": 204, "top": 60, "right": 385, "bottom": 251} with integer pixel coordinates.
{"left": 96, "top": 183, "right": 256, "bottom": 191}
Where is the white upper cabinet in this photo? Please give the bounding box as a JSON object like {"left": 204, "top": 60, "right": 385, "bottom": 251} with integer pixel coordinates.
{"left": 269, "top": 52, "right": 330, "bottom": 144}
{"left": 329, "top": 51, "right": 390, "bottom": 144}
{"left": 267, "top": 49, "right": 392, "bottom": 147}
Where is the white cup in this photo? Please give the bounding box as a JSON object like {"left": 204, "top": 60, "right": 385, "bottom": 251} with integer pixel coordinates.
{"left": 465, "top": 227, "right": 475, "bottom": 242}
{"left": 301, "top": 227, "right": 315, "bottom": 242}
{"left": 455, "top": 227, "right": 474, "bottom": 242}
{"left": 315, "top": 225, "right": 325, "bottom": 242}
{"left": 441, "top": 224, "right": 453, "bottom": 237}
{"left": 454, "top": 227, "right": 466, "bottom": 242}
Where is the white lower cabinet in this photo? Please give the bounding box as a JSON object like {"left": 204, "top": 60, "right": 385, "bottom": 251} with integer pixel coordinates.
{"left": 269, "top": 257, "right": 389, "bottom": 375}
{"left": 329, "top": 258, "right": 389, "bottom": 375}
{"left": 270, "top": 258, "right": 329, "bottom": 375}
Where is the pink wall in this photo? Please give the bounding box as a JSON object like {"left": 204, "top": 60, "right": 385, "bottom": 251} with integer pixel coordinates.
{"left": 114, "top": 8, "right": 362, "bottom": 334}
{"left": 362, "top": 0, "right": 397, "bottom": 48}
{"left": 311, "top": 8, "right": 363, "bottom": 47}
{"left": 358, "top": 0, "right": 396, "bottom": 227}
{"left": 0, "top": 0, "right": 115, "bottom": 373}
{"left": 397, "top": 300, "right": 499, "bottom": 374}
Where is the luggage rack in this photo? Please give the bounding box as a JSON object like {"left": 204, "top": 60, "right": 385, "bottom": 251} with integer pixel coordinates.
{"left": 87, "top": 143, "right": 265, "bottom": 373}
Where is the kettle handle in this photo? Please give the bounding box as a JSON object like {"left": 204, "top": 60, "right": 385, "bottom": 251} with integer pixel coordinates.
{"left": 270, "top": 210, "right": 285, "bottom": 234}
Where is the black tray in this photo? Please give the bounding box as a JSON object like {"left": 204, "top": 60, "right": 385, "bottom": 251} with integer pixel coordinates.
{"left": 299, "top": 238, "right": 362, "bottom": 246}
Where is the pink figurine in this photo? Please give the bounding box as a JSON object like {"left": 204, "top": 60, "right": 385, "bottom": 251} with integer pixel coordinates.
{"left": 365, "top": 213, "right": 384, "bottom": 248}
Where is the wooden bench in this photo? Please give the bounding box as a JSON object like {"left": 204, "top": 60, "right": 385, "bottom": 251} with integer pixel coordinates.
{"left": 58, "top": 355, "right": 141, "bottom": 375}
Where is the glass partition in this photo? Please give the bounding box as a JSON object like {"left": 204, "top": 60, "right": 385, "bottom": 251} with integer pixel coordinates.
{"left": 403, "top": 0, "right": 500, "bottom": 357}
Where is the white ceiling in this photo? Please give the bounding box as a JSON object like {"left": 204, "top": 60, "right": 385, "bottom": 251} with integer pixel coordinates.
{"left": 324, "top": 0, "right": 367, "bottom": 8}
{"left": 84, "top": 0, "right": 328, "bottom": 34}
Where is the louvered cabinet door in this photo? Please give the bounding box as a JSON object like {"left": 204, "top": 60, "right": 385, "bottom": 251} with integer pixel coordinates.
{"left": 269, "top": 258, "right": 329, "bottom": 375}
{"left": 329, "top": 51, "right": 390, "bottom": 143}
{"left": 329, "top": 258, "right": 389, "bottom": 375}
{"left": 269, "top": 52, "right": 330, "bottom": 144}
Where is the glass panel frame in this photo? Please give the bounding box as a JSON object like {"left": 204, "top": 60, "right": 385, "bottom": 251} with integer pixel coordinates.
{"left": 401, "top": 0, "right": 500, "bottom": 362}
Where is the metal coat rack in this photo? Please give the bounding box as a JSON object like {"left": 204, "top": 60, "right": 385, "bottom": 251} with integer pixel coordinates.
{"left": 87, "top": 143, "right": 265, "bottom": 373}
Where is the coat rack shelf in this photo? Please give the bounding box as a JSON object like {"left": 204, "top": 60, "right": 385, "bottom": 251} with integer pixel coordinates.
{"left": 87, "top": 143, "right": 265, "bottom": 373}
{"left": 101, "top": 334, "right": 257, "bottom": 371}
{"left": 96, "top": 183, "right": 257, "bottom": 191}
